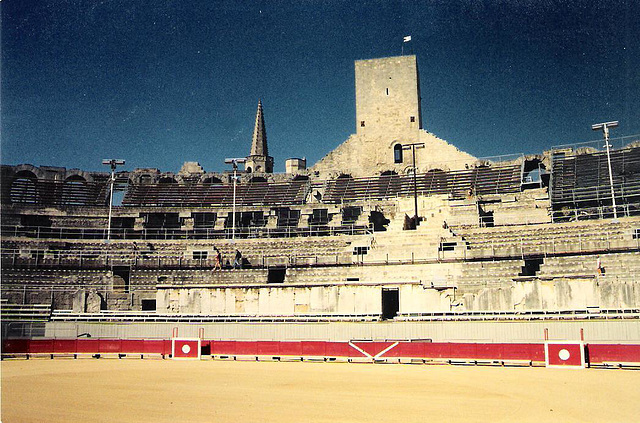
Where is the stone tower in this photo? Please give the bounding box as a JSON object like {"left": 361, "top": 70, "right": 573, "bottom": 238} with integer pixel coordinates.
{"left": 310, "top": 55, "right": 476, "bottom": 177}
{"left": 355, "top": 55, "right": 422, "bottom": 136}
{"left": 245, "top": 100, "right": 274, "bottom": 173}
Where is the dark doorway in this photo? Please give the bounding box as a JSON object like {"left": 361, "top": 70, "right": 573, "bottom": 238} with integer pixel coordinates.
{"left": 519, "top": 258, "right": 544, "bottom": 276}
{"left": 112, "top": 266, "right": 130, "bottom": 293}
{"left": 381, "top": 288, "right": 399, "bottom": 320}
{"left": 267, "top": 267, "right": 286, "bottom": 283}
{"left": 141, "top": 299, "right": 156, "bottom": 311}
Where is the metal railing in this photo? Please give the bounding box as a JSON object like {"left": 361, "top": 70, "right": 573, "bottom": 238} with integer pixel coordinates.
{"left": 0, "top": 224, "right": 372, "bottom": 241}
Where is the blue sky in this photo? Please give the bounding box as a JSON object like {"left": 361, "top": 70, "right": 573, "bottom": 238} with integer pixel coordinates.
{"left": 2, "top": 0, "right": 639, "bottom": 173}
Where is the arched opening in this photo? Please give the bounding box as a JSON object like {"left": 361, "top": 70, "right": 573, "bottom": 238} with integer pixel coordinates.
{"left": 292, "top": 174, "right": 309, "bottom": 181}
{"left": 381, "top": 170, "right": 398, "bottom": 176}
{"left": 246, "top": 166, "right": 252, "bottom": 173}
{"left": 158, "top": 176, "right": 177, "bottom": 184}
{"left": 10, "top": 171, "right": 38, "bottom": 204}
{"left": 139, "top": 175, "right": 153, "bottom": 184}
{"left": 249, "top": 176, "right": 267, "bottom": 183}
{"left": 61, "top": 175, "right": 88, "bottom": 205}
{"left": 522, "top": 159, "right": 549, "bottom": 188}
{"left": 394, "top": 144, "right": 403, "bottom": 164}
{"left": 202, "top": 176, "right": 223, "bottom": 184}
{"left": 337, "top": 173, "right": 352, "bottom": 179}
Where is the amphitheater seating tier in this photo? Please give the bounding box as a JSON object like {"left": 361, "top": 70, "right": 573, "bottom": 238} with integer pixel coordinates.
{"left": 323, "top": 165, "right": 522, "bottom": 204}
{"left": 122, "top": 180, "right": 308, "bottom": 207}
{"left": 551, "top": 146, "right": 640, "bottom": 216}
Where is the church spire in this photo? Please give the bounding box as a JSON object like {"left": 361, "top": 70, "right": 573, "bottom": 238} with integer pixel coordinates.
{"left": 245, "top": 99, "right": 274, "bottom": 173}
{"left": 250, "top": 99, "right": 268, "bottom": 156}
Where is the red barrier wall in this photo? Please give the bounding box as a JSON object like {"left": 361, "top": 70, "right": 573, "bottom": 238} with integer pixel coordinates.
{"left": 2, "top": 339, "right": 638, "bottom": 364}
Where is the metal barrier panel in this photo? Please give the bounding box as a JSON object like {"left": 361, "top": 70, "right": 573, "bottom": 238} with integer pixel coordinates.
{"left": 234, "top": 341, "right": 258, "bottom": 355}
{"left": 98, "top": 339, "right": 122, "bottom": 353}
{"left": 3, "top": 339, "right": 30, "bottom": 353}
{"left": 501, "top": 343, "right": 545, "bottom": 361}
{"left": 257, "top": 341, "right": 280, "bottom": 356}
{"left": 211, "top": 341, "right": 236, "bottom": 355}
{"left": 423, "top": 343, "right": 453, "bottom": 359}
{"left": 53, "top": 339, "right": 77, "bottom": 353}
{"left": 278, "top": 341, "right": 302, "bottom": 356}
{"left": 120, "top": 340, "right": 145, "bottom": 353}
{"left": 76, "top": 339, "right": 100, "bottom": 353}
{"left": 172, "top": 339, "right": 201, "bottom": 359}
{"left": 143, "top": 340, "right": 166, "bottom": 355}
{"left": 324, "top": 342, "right": 351, "bottom": 357}
{"left": 301, "top": 341, "right": 325, "bottom": 356}
{"left": 545, "top": 342, "right": 585, "bottom": 367}
{"left": 587, "top": 344, "right": 640, "bottom": 364}
{"left": 386, "top": 342, "right": 426, "bottom": 358}
{"left": 29, "top": 339, "right": 54, "bottom": 353}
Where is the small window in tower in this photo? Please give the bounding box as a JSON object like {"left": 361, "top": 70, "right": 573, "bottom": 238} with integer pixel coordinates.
{"left": 410, "top": 116, "right": 416, "bottom": 122}
{"left": 360, "top": 121, "right": 365, "bottom": 127}
{"left": 394, "top": 144, "right": 403, "bottom": 164}
{"left": 386, "top": 88, "right": 389, "bottom": 96}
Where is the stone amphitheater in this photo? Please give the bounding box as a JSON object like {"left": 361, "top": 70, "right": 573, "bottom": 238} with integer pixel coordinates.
{"left": 2, "top": 55, "right": 639, "bottom": 367}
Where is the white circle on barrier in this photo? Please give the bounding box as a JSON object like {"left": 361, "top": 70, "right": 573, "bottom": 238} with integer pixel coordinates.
{"left": 181, "top": 344, "right": 191, "bottom": 354}
{"left": 558, "top": 348, "right": 570, "bottom": 361}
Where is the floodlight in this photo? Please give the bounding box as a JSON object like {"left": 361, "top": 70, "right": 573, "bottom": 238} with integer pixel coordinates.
{"left": 102, "top": 159, "right": 125, "bottom": 165}
{"left": 224, "top": 158, "right": 247, "bottom": 164}
{"left": 592, "top": 121, "right": 618, "bottom": 131}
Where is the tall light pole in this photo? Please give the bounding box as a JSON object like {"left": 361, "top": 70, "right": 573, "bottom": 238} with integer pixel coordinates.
{"left": 224, "top": 158, "right": 246, "bottom": 241}
{"left": 591, "top": 121, "right": 619, "bottom": 219}
{"left": 102, "top": 159, "right": 125, "bottom": 240}
{"left": 402, "top": 142, "right": 425, "bottom": 226}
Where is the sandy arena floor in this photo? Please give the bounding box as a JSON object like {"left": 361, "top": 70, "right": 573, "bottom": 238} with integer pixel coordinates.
{"left": 2, "top": 359, "right": 639, "bottom": 423}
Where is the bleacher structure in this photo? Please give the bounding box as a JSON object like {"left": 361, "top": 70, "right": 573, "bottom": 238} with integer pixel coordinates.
{"left": 2, "top": 54, "right": 639, "bottom": 366}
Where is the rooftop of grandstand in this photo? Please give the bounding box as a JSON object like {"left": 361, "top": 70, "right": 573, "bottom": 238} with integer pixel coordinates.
{"left": 323, "top": 164, "right": 522, "bottom": 204}
{"left": 4, "top": 174, "right": 110, "bottom": 207}
{"left": 122, "top": 179, "right": 309, "bottom": 207}
{"left": 550, "top": 145, "right": 640, "bottom": 215}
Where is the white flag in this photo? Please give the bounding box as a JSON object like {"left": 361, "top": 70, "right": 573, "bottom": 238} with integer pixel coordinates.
{"left": 403, "top": 35, "right": 411, "bottom": 42}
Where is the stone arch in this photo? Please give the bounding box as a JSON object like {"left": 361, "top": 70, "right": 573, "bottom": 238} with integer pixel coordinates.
{"left": 10, "top": 170, "right": 39, "bottom": 204}
{"left": 158, "top": 176, "right": 177, "bottom": 184}
{"left": 13, "top": 164, "right": 47, "bottom": 180}
{"left": 138, "top": 174, "right": 154, "bottom": 184}
{"left": 61, "top": 175, "right": 89, "bottom": 205}
{"left": 202, "top": 176, "right": 223, "bottom": 184}
{"left": 65, "top": 169, "right": 94, "bottom": 182}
